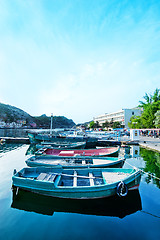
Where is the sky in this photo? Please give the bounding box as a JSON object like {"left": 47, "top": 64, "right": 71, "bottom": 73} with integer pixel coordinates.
{"left": 0, "top": 0, "right": 160, "bottom": 124}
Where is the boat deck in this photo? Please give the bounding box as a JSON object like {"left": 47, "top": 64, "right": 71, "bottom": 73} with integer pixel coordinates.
{"left": 26, "top": 170, "right": 130, "bottom": 187}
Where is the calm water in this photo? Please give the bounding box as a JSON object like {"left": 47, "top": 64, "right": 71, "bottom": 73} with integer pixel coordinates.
{"left": 0, "top": 144, "right": 160, "bottom": 240}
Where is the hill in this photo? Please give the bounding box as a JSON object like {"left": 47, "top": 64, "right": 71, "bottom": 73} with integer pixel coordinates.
{"left": 0, "top": 103, "right": 33, "bottom": 123}
{"left": 0, "top": 103, "right": 75, "bottom": 128}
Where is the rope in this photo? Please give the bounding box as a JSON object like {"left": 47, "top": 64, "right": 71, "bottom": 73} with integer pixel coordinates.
{"left": 125, "top": 161, "right": 160, "bottom": 181}
{"left": 141, "top": 210, "right": 160, "bottom": 219}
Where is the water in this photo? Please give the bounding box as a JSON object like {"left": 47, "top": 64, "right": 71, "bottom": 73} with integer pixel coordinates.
{"left": 0, "top": 144, "right": 160, "bottom": 240}
{"left": 0, "top": 128, "right": 28, "bottom": 138}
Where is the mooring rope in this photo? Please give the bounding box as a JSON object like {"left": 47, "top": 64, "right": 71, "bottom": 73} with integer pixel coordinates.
{"left": 140, "top": 210, "right": 160, "bottom": 219}
{"left": 125, "top": 161, "right": 160, "bottom": 181}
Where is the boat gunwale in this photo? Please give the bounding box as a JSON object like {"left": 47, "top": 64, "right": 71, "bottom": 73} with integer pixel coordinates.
{"left": 12, "top": 168, "right": 141, "bottom": 191}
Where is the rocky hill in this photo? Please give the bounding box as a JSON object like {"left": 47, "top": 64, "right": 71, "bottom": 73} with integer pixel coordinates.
{"left": 0, "top": 103, "right": 75, "bottom": 128}
{"left": 0, "top": 103, "right": 33, "bottom": 123}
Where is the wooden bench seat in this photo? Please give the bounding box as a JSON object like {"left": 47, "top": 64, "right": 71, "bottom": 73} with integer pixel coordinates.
{"left": 89, "top": 172, "right": 94, "bottom": 186}
{"left": 36, "top": 173, "right": 47, "bottom": 180}
{"left": 37, "top": 173, "right": 57, "bottom": 182}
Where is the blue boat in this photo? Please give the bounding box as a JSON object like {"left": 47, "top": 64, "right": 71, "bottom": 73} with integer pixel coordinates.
{"left": 12, "top": 167, "right": 141, "bottom": 199}
{"left": 36, "top": 141, "right": 86, "bottom": 150}
{"left": 26, "top": 156, "right": 125, "bottom": 168}
{"left": 27, "top": 132, "right": 98, "bottom": 146}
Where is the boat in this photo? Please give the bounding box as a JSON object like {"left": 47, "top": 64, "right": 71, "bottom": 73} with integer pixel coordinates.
{"left": 36, "top": 141, "right": 86, "bottom": 150}
{"left": 11, "top": 188, "right": 142, "bottom": 218}
{"left": 26, "top": 155, "right": 125, "bottom": 168}
{"left": 35, "top": 146, "right": 120, "bottom": 157}
{"left": 27, "top": 131, "right": 98, "bottom": 147}
{"left": 12, "top": 166, "right": 141, "bottom": 199}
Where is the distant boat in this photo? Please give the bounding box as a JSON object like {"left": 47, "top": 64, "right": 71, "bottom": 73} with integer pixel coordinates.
{"left": 35, "top": 146, "right": 120, "bottom": 157}
{"left": 11, "top": 188, "right": 142, "bottom": 218}
{"left": 27, "top": 131, "right": 98, "bottom": 146}
{"left": 12, "top": 167, "right": 141, "bottom": 199}
{"left": 36, "top": 141, "right": 86, "bottom": 150}
{"left": 26, "top": 155, "right": 125, "bottom": 168}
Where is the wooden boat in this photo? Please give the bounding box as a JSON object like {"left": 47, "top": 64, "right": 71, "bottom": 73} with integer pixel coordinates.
{"left": 26, "top": 155, "right": 125, "bottom": 168}
{"left": 11, "top": 188, "right": 142, "bottom": 218}
{"left": 27, "top": 132, "right": 98, "bottom": 147}
{"left": 35, "top": 146, "right": 120, "bottom": 157}
{"left": 36, "top": 141, "right": 86, "bottom": 150}
{"left": 12, "top": 167, "right": 141, "bottom": 199}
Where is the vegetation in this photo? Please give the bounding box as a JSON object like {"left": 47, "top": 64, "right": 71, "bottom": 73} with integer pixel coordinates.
{"left": 112, "top": 121, "right": 122, "bottom": 129}
{"left": 0, "top": 103, "right": 33, "bottom": 123}
{"left": 102, "top": 120, "right": 110, "bottom": 129}
{"left": 89, "top": 121, "right": 100, "bottom": 129}
{"left": 34, "top": 115, "right": 75, "bottom": 128}
{"left": 140, "top": 148, "right": 160, "bottom": 188}
{"left": 90, "top": 119, "right": 122, "bottom": 130}
{"left": 128, "top": 88, "right": 160, "bottom": 128}
{"left": 154, "top": 110, "right": 160, "bottom": 128}
{"left": 0, "top": 103, "right": 75, "bottom": 128}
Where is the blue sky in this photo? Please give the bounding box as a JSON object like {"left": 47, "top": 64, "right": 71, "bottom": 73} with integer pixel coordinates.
{"left": 0, "top": 0, "right": 160, "bottom": 123}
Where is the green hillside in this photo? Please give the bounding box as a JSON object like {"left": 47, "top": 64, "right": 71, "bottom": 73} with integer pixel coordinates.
{"left": 0, "top": 103, "right": 75, "bottom": 128}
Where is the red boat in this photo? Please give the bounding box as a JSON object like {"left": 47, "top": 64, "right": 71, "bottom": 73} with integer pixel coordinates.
{"left": 37, "top": 146, "right": 120, "bottom": 157}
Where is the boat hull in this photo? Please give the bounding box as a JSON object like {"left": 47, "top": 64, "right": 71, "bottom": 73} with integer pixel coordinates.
{"left": 26, "top": 156, "right": 125, "bottom": 169}
{"left": 36, "top": 146, "right": 120, "bottom": 158}
{"left": 12, "top": 167, "right": 141, "bottom": 199}
{"left": 28, "top": 132, "right": 98, "bottom": 146}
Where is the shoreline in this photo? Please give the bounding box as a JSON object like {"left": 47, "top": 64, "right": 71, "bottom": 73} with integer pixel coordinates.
{"left": 139, "top": 136, "right": 160, "bottom": 153}
{"left": 1, "top": 135, "right": 160, "bottom": 153}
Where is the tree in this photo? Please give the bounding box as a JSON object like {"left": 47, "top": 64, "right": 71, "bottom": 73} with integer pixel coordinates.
{"left": 128, "top": 116, "right": 142, "bottom": 129}
{"left": 113, "top": 121, "right": 122, "bottom": 129}
{"left": 136, "top": 88, "right": 160, "bottom": 128}
{"left": 154, "top": 110, "right": 160, "bottom": 128}
{"left": 102, "top": 120, "right": 110, "bottom": 129}
{"left": 89, "top": 121, "right": 96, "bottom": 129}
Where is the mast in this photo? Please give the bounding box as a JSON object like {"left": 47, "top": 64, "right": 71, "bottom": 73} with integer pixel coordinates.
{"left": 50, "top": 113, "right": 53, "bottom": 135}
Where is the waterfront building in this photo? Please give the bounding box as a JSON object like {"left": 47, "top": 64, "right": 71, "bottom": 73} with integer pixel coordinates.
{"left": 93, "top": 108, "right": 142, "bottom": 128}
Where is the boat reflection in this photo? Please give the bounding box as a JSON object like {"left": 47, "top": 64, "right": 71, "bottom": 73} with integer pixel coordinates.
{"left": 0, "top": 143, "right": 23, "bottom": 154}
{"left": 11, "top": 189, "right": 142, "bottom": 219}
{"left": 25, "top": 144, "right": 37, "bottom": 155}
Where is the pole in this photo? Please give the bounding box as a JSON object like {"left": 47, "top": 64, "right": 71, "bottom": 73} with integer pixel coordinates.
{"left": 50, "top": 113, "right": 53, "bottom": 135}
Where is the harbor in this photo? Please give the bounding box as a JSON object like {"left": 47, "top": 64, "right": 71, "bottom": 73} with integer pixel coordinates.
{"left": 1, "top": 0, "right": 160, "bottom": 239}
{"left": 0, "top": 128, "right": 160, "bottom": 240}
{"left": 0, "top": 141, "right": 159, "bottom": 240}
{"left": 1, "top": 131, "right": 160, "bottom": 153}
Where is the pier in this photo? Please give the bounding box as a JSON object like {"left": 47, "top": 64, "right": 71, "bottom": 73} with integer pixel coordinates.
{"left": 1, "top": 137, "right": 30, "bottom": 144}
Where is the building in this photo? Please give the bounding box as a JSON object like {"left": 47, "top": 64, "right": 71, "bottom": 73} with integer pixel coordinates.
{"left": 93, "top": 108, "right": 142, "bottom": 128}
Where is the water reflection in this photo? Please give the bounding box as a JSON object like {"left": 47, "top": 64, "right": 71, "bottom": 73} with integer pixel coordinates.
{"left": 130, "top": 146, "right": 140, "bottom": 158}
{"left": 0, "top": 128, "right": 27, "bottom": 138}
{"left": 11, "top": 189, "right": 142, "bottom": 219}
{"left": 0, "top": 143, "right": 23, "bottom": 155}
{"left": 25, "top": 144, "right": 37, "bottom": 155}
{"left": 123, "top": 146, "right": 140, "bottom": 158}
{"left": 140, "top": 148, "right": 160, "bottom": 188}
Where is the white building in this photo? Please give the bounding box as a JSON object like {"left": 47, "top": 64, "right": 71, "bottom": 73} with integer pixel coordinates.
{"left": 93, "top": 108, "right": 142, "bottom": 128}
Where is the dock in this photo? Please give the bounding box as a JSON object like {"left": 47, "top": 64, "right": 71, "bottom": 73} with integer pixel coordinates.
{"left": 0, "top": 137, "right": 30, "bottom": 144}
{"left": 139, "top": 136, "right": 160, "bottom": 152}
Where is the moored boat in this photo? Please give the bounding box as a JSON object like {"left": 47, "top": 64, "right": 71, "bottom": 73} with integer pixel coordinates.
{"left": 26, "top": 155, "right": 125, "bottom": 168}
{"left": 27, "top": 131, "right": 98, "bottom": 146}
{"left": 35, "top": 146, "right": 120, "bottom": 157}
{"left": 36, "top": 141, "right": 86, "bottom": 150}
{"left": 12, "top": 167, "right": 141, "bottom": 199}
